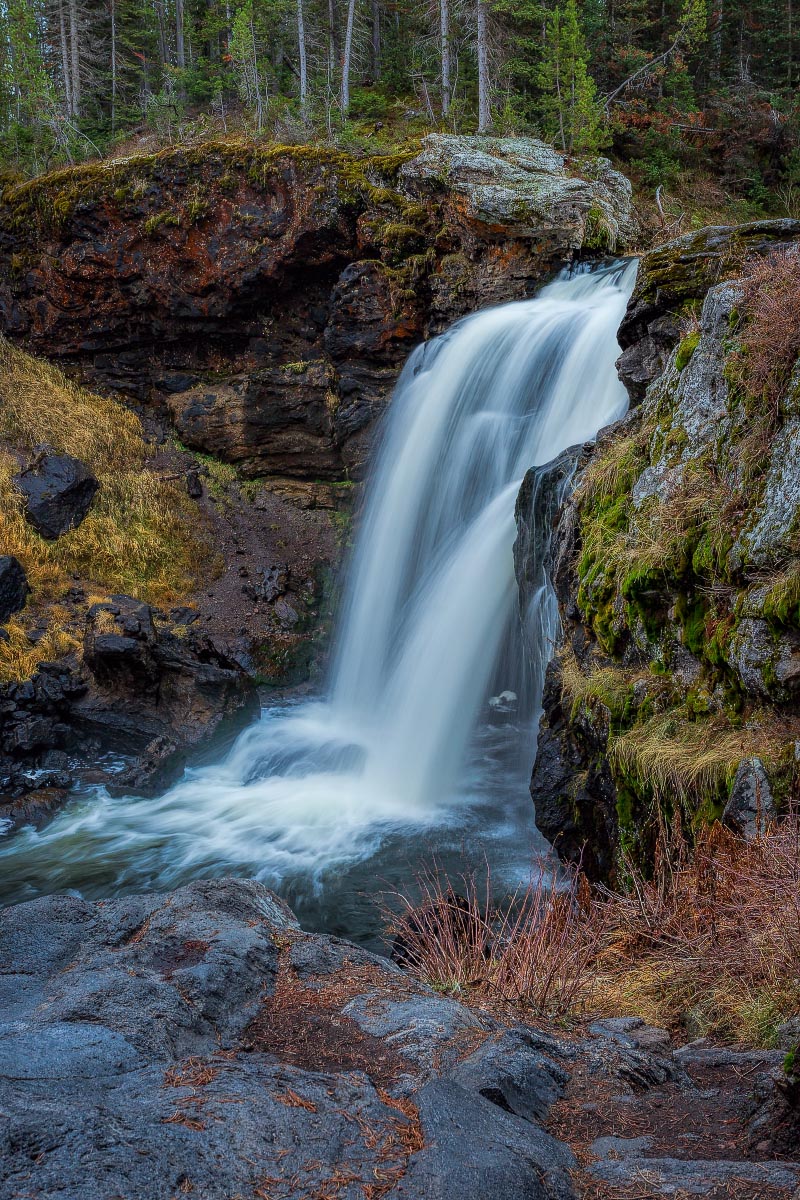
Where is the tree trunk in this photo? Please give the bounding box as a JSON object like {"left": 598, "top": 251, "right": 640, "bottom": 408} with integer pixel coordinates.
{"left": 328, "top": 0, "right": 339, "bottom": 79}
{"left": 710, "top": 0, "right": 723, "bottom": 81}
{"left": 68, "top": 0, "right": 80, "bottom": 116}
{"left": 110, "top": 0, "right": 117, "bottom": 131}
{"left": 341, "top": 0, "right": 356, "bottom": 115}
{"left": 476, "top": 0, "right": 491, "bottom": 132}
{"left": 176, "top": 0, "right": 186, "bottom": 68}
{"left": 58, "top": 0, "right": 73, "bottom": 117}
{"left": 251, "top": 10, "right": 263, "bottom": 131}
{"left": 788, "top": 0, "right": 794, "bottom": 87}
{"left": 372, "top": 0, "right": 380, "bottom": 81}
{"left": 440, "top": 0, "right": 450, "bottom": 116}
{"left": 155, "top": 0, "right": 169, "bottom": 66}
{"left": 297, "top": 0, "right": 308, "bottom": 115}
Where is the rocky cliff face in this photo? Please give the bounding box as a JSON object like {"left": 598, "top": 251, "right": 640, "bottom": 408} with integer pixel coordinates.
{"left": 0, "top": 136, "right": 632, "bottom": 480}
{"left": 521, "top": 220, "right": 800, "bottom": 878}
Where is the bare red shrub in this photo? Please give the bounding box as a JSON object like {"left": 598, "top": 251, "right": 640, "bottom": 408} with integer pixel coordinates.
{"left": 735, "top": 245, "right": 800, "bottom": 410}
{"left": 381, "top": 859, "right": 606, "bottom": 1018}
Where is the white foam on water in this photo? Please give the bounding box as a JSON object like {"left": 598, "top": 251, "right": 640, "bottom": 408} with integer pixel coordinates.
{"left": 0, "top": 260, "right": 637, "bottom": 904}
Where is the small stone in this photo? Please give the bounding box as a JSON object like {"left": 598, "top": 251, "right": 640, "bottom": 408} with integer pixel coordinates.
{"left": 186, "top": 470, "right": 202, "bottom": 499}
{"left": 776, "top": 1016, "right": 800, "bottom": 1051}
{"left": 0, "top": 556, "right": 30, "bottom": 623}
{"left": 722, "top": 758, "right": 776, "bottom": 840}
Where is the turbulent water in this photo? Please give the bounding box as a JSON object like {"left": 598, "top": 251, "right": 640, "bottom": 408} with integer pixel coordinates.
{"left": 0, "top": 259, "right": 637, "bottom": 939}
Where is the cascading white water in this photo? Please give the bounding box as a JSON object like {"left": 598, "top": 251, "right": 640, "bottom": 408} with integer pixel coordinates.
{"left": 0, "top": 259, "right": 637, "bottom": 920}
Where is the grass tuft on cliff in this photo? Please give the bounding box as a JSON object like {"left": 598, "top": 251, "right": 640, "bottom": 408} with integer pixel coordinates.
{"left": 0, "top": 338, "right": 212, "bottom": 681}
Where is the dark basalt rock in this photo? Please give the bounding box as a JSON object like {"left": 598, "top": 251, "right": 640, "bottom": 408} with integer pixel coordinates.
{"left": 0, "top": 555, "right": 29, "bottom": 623}
{"left": 13, "top": 450, "right": 99, "bottom": 539}
{"left": 78, "top": 594, "right": 258, "bottom": 766}
{"left": 529, "top": 658, "right": 619, "bottom": 882}
{"left": 0, "top": 878, "right": 578, "bottom": 1200}
{"left": 0, "top": 600, "right": 256, "bottom": 831}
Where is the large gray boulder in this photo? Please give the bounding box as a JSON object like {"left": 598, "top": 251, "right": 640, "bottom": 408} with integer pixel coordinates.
{"left": 401, "top": 135, "right": 634, "bottom": 252}
{"left": 0, "top": 878, "right": 577, "bottom": 1200}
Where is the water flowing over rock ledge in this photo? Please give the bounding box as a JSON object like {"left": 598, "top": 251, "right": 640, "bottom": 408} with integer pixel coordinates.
{"left": 0, "top": 136, "right": 633, "bottom": 481}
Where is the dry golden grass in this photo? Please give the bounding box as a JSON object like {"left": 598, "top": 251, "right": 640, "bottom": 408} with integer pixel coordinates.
{"left": 559, "top": 647, "right": 654, "bottom": 720}
{"left": 0, "top": 337, "right": 144, "bottom": 469}
{"left": 733, "top": 246, "right": 800, "bottom": 411}
{"left": 0, "top": 613, "right": 80, "bottom": 683}
{"left": 609, "top": 711, "right": 784, "bottom": 803}
{"left": 0, "top": 338, "right": 211, "bottom": 681}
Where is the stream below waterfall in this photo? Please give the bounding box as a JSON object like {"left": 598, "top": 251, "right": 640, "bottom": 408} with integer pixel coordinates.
{"left": 0, "top": 258, "right": 638, "bottom": 947}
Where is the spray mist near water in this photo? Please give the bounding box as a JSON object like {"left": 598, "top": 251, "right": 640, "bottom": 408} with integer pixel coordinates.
{"left": 0, "top": 260, "right": 637, "bottom": 929}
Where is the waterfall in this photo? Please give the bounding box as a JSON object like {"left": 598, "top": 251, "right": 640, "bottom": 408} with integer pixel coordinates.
{"left": 0, "top": 259, "right": 638, "bottom": 918}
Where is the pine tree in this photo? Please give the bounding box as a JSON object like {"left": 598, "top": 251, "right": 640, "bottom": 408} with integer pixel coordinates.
{"left": 538, "top": 0, "right": 606, "bottom": 154}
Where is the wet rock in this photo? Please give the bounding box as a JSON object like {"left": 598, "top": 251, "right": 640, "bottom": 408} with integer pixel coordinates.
{"left": 83, "top": 595, "right": 160, "bottom": 687}
{"left": 78, "top": 595, "right": 257, "bottom": 767}
{"left": 0, "top": 878, "right": 578, "bottom": 1200}
{"left": 0, "top": 555, "right": 29, "bottom": 623}
{"left": 0, "top": 662, "right": 86, "bottom": 834}
{"left": 722, "top": 757, "right": 777, "bottom": 839}
{"left": 528, "top": 659, "right": 619, "bottom": 882}
{"left": 13, "top": 449, "right": 99, "bottom": 539}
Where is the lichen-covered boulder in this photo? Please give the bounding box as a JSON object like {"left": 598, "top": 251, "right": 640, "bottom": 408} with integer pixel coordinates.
{"left": 722, "top": 757, "right": 776, "bottom": 839}
{"left": 401, "top": 134, "right": 634, "bottom": 252}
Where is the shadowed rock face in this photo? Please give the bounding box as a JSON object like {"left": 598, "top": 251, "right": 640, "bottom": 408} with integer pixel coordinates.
{"left": 0, "top": 137, "right": 632, "bottom": 480}
{"left": 0, "top": 557, "right": 29, "bottom": 625}
{"left": 0, "top": 877, "right": 578, "bottom": 1200}
{"left": 0, "top": 597, "right": 257, "bottom": 831}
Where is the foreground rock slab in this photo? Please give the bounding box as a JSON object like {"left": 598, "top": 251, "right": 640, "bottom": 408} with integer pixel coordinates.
{"left": 0, "top": 878, "right": 576, "bottom": 1200}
